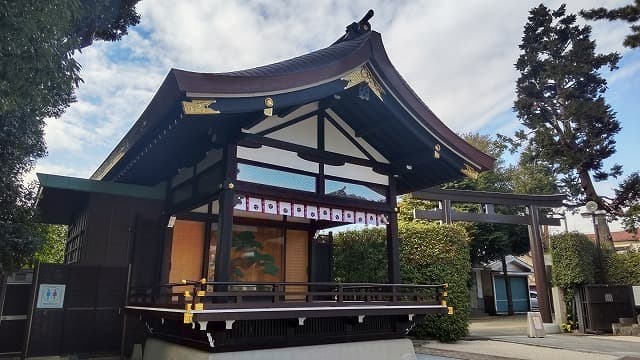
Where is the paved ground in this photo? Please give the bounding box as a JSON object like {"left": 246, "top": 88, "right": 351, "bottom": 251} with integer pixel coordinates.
{"left": 468, "top": 314, "right": 529, "bottom": 337}
{"left": 414, "top": 315, "right": 640, "bottom": 360}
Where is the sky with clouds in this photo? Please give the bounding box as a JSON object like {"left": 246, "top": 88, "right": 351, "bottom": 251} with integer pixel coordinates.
{"left": 34, "top": 0, "right": 640, "bottom": 233}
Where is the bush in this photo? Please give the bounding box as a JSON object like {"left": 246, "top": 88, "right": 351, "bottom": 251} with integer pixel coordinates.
{"left": 332, "top": 222, "right": 471, "bottom": 342}
{"left": 333, "top": 227, "right": 387, "bottom": 283}
{"left": 400, "top": 221, "right": 470, "bottom": 342}
{"left": 606, "top": 250, "right": 640, "bottom": 285}
{"left": 551, "top": 232, "right": 596, "bottom": 297}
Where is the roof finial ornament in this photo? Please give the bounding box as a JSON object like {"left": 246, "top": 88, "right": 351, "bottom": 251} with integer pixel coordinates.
{"left": 340, "top": 9, "right": 374, "bottom": 42}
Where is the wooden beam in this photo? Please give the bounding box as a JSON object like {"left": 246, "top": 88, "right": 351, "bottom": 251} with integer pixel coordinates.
{"left": 413, "top": 209, "right": 561, "bottom": 226}
{"left": 238, "top": 134, "right": 391, "bottom": 173}
{"left": 255, "top": 109, "right": 323, "bottom": 136}
{"left": 387, "top": 176, "right": 400, "bottom": 284}
{"left": 324, "top": 111, "right": 375, "bottom": 162}
{"left": 411, "top": 188, "right": 565, "bottom": 208}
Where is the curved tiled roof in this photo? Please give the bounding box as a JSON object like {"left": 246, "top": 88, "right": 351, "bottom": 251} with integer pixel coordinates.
{"left": 92, "top": 18, "right": 495, "bottom": 184}
{"left": 222, "top": 34, "right": 371, "bottom": 77}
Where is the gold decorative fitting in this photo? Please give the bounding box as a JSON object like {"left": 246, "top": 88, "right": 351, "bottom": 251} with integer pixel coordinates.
{"left": 200, "top": 278, "right": 207, "bottom": 284}
{"left": 441, "top": 300, "right": 447, "bottom": 307}
{"left": 264, "top": 97, "right": 274, "bottom": 116}
{"left": 461, "top": 164, "right": 480, "bottom": 180}
{"left": 182, "top": 99, "right": 221, "bottom": 115}
{"left": 434, "top": 144, "right": 441, "bottom": 159}
{"left": 180, "top": 279, "right": 187, "bottom": 284}
{"left": 197, "top": 290, "right": 206, "bottom": 297}
{"left": 185, "top": 303, "right": 192, "bottom": 311}
{"left": 194, "top": 303, "right": 204, "bottom": 311}
{"left": 342, "top": 65, "right": 385, "bottom": 101}
{"left": 183, "top": 312, "right": 193, "bottom": 324}
{"left": 228, "top": 182, "right": 234, "bottom": 189}
{"left": 442, "top": 291, "right": 448, "bottom": 297}
{"left": 184, "top": 290, "right": 192, "bottom": 298}
{"left": 448, "top": 307, "right": 454, "bottom": 315}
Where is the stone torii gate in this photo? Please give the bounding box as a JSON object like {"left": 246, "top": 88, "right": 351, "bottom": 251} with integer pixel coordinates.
{"left": 410, "top": 188, "right": 566, "bottom": 324}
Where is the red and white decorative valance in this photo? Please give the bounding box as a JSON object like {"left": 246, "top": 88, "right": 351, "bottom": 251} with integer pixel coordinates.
{"left": 234, "top": 195, "right": 389, "bottom": 225}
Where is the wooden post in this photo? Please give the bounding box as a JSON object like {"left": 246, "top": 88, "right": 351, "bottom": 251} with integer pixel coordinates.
{"left": 387, "top": 176, "right": 400, "bottom": 284}
{"left": 213, "top": 144, "right": 237, "bottom": 286}
{"left": 527, "top": 205, "right": 552, "bottom": 323}
{"left": 201, "top": 202, "right": 213, "bottom": 280}
{"left": 440, "top": 200, "right": 453, "bottom": 224}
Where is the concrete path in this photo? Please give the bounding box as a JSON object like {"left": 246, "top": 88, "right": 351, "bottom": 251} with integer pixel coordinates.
{"left": 414, "top": 315, "right": 640, "bottom": 360}
{"left": 468, "top": 315, "right": 528, "bottom": 338}
{"left": 493, "top": 334, "right": 640, "bottom": 358}
{"left": 416, "top": 339, "right": 620, "bottom": 360}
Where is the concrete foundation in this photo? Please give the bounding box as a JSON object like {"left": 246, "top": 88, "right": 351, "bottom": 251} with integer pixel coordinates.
{"left": 143, "top": 338, "right": 417, "bottom": 360}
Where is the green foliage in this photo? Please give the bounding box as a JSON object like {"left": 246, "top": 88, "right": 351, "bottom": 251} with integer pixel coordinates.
{"left": 551, "top": 232, "right": 596, "bottom": 297}
{"left": 230, "top": 231, "right": 279, "bottom": 279}
{"left": 444, "top": 133, "right": 557, "bottom": 265}
{"left": 513, "top": 4, "right": 637, "bottom": 217}
{"left": 606, "top": 250, "right": 640, "bottom": 285}
{"left": 34, "top": 224, "right": 67, "bottom": 264}
{"left": 397, "top": 194, "right": 437, "bottom": 223}
{"left": 613, "top": 172, "right": 640, "bottom": 233}
{"left": 399, "top": 221, "right": 470, "bottom": 342}
{"left": 332, "top": 222, "right": 471, "bottom": 342}
{"left": 333, "top": 227, "right": 387, "bottom": 283}
{"left": 0, "top": 0, "right": 140, "bottom": 274}
{"left": 581, "top": 0, "right": 640, "bottom": 48}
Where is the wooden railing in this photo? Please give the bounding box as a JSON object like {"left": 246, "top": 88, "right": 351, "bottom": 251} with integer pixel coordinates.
{"left": 128, "top": 281, "right": 448, "bottom": 310}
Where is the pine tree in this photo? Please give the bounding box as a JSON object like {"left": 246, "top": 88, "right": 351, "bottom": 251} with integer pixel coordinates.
{"left": 581, "top": 0, "right": 640, "bottom": 48}
{"left": 514, "top": 4, "right": 623, "bottom": 212}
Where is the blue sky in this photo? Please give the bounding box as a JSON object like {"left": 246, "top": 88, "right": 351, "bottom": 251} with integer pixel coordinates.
{"left": 33, "top": 0, "right": 640, "bottom": 233}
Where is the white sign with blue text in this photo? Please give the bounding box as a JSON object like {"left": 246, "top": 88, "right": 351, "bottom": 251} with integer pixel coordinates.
{"left": 36, "top": 284, "right": 66, "bottom": 309}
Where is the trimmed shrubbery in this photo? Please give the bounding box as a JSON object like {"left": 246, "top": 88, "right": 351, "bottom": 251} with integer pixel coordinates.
{"left": 550, "top": 232, "right": 596, "bottom": 297}
{"left": 400, "top": 221, "right": 470, "bottom": 342}
{"left": 333, "top": 227, "right": 387, "bottom": 283}
{"left": 333, "top": 221, "right": 470, "bottom": 342}
{"left": 606, "top": 250, "right": 640, "bottom": 285}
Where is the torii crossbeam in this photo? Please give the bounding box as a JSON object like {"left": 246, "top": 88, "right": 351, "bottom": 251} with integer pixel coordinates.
{"left": 410, "top": 188, "right": 566, "bottom": 323}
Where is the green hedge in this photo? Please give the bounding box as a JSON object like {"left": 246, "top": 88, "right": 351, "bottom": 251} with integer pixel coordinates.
{"left": 606, "top": 250, "right": 640, "bottom": 285}
{"left": 551, "top": 232, "right": 596, "bottom": 296}
{"left": 332, "top": 222, "right": 470, "bottom": 342}
{"left": 400, "top": 221, "right": 470, "bottom": 342}
{"left": 333, "top": 227, "right": 387, "bottom": 283}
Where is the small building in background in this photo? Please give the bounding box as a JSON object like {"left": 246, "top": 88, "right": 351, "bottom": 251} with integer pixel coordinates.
{"left": 587, "top": 230, "right": 640, "bottom": 253}
{"left": 471, "top": 255, "right": 535, "bottom": 315}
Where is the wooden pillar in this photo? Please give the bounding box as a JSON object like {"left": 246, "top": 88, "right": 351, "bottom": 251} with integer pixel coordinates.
{"left": 213, "top": 144, "right": 237, "bottom": 284}
{"left": 387, "top": 176, "right": 400, "bottom": 284}
{"left": 201, "top": 202, "right": 213, "bottom": 280}
{"left": 440, "top": 200, "right": 453, "bottom": 224}
{"left": 527, "top": 205, "right": 552, "bottom": 323}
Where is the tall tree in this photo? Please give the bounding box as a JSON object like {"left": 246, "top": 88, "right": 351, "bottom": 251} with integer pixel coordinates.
{"left": 0, "top": 0, "right": 140, "bottom": 276}
{"left": 513, "top": 4, "right": 640, "bottom": 231}
{"left": 581, "top": 0, "right": 640, "bottom": 49}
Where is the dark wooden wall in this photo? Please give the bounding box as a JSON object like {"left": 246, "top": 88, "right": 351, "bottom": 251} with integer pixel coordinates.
{"left": 78, "top": 193, "right": 164, "bottom": 267}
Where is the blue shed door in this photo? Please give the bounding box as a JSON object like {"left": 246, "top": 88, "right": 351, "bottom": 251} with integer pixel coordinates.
{"left": 494, "top": 275, "right": 530, "bottom": 313}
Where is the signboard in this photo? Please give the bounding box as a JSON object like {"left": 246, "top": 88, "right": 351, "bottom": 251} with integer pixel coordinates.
{"left": 527, "top": 311, "right": 545, "bottom": 338}
{"left": 36, "top": 284, "right": 66, "bottom": 309}
{"left": 633, "top": 286, "right": 640, "bottom": 306}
